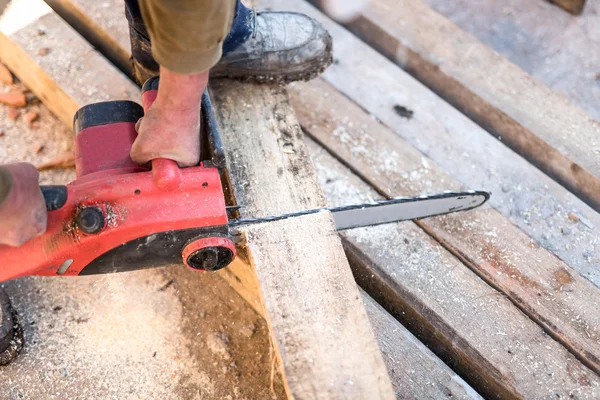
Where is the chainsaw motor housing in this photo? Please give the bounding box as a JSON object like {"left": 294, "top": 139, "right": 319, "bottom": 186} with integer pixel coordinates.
{"left": 0, "top": 80, "right": 236, "bottom": 281}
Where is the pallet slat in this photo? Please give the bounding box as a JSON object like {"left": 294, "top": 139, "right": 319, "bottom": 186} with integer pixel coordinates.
{"left": 361, "top": 290, "right": 483, "bottom": 400}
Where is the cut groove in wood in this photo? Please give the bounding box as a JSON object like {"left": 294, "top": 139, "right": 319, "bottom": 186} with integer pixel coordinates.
{"left": 341, "top": 0, "right": 599, "bottom": 211}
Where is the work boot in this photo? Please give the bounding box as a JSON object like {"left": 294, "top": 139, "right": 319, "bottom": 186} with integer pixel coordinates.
{"left": 0, "top": 288, "right": 23, "bottom": 365}
{"left": 211, "top": 10, "right": 333, "bottom": 83}
{"left": 125, "top": 0, "right": 332, "bottom": 85}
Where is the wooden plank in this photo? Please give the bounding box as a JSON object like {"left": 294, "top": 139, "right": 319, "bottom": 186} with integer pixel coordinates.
{"left": 291, "top": 77, "right": 600, "bottom": 375}
{"left": 210, "top": 80, "right": 394, "bottom": 399}
{"left": 0, "top": 0, "right": 139, "bottom": 125}
{"left": 261, "top": 0, "right": 600, "bottom": 288}
{"left": 361, "top": 290, "right": 483, "bottom": 400}
{"left": 546, "top": 0, "right": 586, "bottom": 14}
{"left": 306, "top": 135, "right": 600, "bottom": 398}
{"left": 337, "top": 0, "right": 600, "bottom": 210}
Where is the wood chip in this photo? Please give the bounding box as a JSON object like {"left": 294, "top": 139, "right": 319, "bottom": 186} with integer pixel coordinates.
{"left": 33, "top": 143, "right": 45, "bottom": 154}
{"left": 24, "top": 110, "right": 39, "bottom": 126}
{"left": 36, "top": 154, "right": 75, "bottom": 171}
{"left": 568, "top": 212, "right": 580, "bottom": 223}
{"left": 0, "top": 62, "right": 13, "bottom": 84}
{"left": 0, "top": 91, "right": 27, "bottom": 107}
{"left": 37, "top": 47, "right": 50, "bottom": 56}
{"left": 7, "top": 107, "right": 20, "bottom": 120}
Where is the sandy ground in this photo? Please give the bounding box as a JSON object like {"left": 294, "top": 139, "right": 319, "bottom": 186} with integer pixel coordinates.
{"left": 0, "top": 79, "right": 285, "bottom": 399}
{"left": 423, "top": 0, "right": 600, "bottom": 120}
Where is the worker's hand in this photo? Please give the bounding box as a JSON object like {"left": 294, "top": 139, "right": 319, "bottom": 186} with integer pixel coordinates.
{"left": 0, "top": 163, "right": 47, "bottom": 247}
{"left": 130, "top": 67, "right": 208, "bottom": 167}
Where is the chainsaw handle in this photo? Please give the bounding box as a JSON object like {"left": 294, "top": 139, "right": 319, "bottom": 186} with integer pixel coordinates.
{"left": 41, "top": 185, "right": 68, "bottom": 211}
{"left": 140, "top": 77, "right": 182, "bottom": 190}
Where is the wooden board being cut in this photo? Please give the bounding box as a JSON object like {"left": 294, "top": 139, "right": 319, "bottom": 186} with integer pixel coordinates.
{"left": 1, "top": 1, "right": 395, "bottom": 398}
{"left": 210, "top": 80, "right": 394, "bottom": 399}
{"left": 340, "top": 0, "right": 600, "bottom": 212}
{"left": 261, "top": 0, "right": 600, "bottom": 288}
{"left": 306, "top": 136, "right": 600, "bottom": 399}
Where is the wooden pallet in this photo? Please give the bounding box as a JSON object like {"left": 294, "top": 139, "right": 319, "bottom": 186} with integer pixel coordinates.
{"left": 1, "top": 0, "right": 599, "bottom": 398}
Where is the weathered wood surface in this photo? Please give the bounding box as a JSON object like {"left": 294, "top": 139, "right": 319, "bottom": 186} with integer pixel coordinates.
{"left": 291, "top": 78, "right": 600, "bottom": 375}
{"left": 340, "top": 0, "right": 600, "bottom": 212}
{"left": 211, "top": 81, "right": 394, "bottom": 399}
{"left": 0, "top": 1, "right": 138, "bottom": 125}
{"left": 306, "top": 136, "right": 600, "bottom": 399}
{"left": 361, "top": 290, "right": 483, "bottom": 400}
{"left": 547, "top": 0, "right": 587, "bottom": 14}
{"left": 262, "top": 0, "right": 600, "bottom": 288}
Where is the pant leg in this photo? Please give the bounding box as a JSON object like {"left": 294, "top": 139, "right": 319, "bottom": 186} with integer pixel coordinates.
{"left": 126, "top": 0, "right": 248, "bottom": 83}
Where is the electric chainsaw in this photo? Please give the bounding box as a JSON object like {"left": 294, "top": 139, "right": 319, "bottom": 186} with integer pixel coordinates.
{"left": 0, "top": 77, "right": 490, "bottom": 282}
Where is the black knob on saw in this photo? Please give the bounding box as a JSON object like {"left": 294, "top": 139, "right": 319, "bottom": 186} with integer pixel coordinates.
{"left": 186, "top": 247, "right": 234, "bottom": 272}
{"left": 76, "top": 207, "right": 105, "bottom": 234}
{"left": 41, "top": 185, "right": 68, "bottom": 211}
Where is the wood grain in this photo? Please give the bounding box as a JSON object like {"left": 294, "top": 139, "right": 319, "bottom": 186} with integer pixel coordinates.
{"left": 306, "top": 136, "right": 600, "bottom": 399}
{"left": 340, "top": 0, "right": 599, "bottom": 210}
{"left": 361, "top": 291, "right": 483, "bottom": 400}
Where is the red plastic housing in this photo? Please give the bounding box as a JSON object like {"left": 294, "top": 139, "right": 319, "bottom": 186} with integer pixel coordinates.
{"left": 0, "top": 114, "right": 229, "bottom": 281}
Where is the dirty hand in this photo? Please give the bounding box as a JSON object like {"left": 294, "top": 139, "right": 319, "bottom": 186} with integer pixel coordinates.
{"left": 130, "top": 67, "right": 208, "bottom": 167}
{"left": 0, "top": 163, "right": 47, "bottom": 247}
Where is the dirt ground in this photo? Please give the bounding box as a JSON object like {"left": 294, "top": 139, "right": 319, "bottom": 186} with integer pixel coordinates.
{"left": 0, "top": 79, "right": 285, "bottom": 399}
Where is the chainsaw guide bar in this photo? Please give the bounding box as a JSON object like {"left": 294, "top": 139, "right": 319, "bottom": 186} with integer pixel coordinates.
{"left": 229, "top": 190, "right": 490, "bottom": 230}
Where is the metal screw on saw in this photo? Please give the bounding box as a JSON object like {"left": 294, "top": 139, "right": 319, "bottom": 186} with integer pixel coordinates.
{"left": 76, "top": 207, "right": 105, "bottom": 234}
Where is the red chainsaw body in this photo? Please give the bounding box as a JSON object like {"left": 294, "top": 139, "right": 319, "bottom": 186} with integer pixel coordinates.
{"left": 0, "top": 91, "right": 234, "bottom": 281}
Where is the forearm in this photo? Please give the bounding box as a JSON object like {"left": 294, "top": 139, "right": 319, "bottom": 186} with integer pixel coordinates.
{"left": 139, "top": 0, "right": 237, "bottom": 74}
